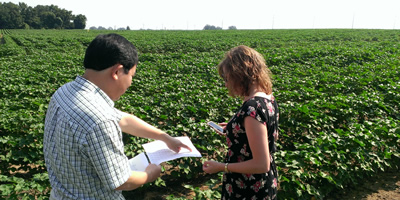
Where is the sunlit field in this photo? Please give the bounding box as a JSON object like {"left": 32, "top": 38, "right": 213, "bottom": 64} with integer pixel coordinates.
{"left": 1, "top": 29, "right": 399, "bottom": 199}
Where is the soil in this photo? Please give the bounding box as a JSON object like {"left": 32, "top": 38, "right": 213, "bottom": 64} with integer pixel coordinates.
{"left": 123, "top": 172, "right": 220, "bottom": 200}
{"left": 124, "top": 168, "right": 400, "bottom": 200}
{"left": 326, "top": 168, "right": 400, "bottom": 200}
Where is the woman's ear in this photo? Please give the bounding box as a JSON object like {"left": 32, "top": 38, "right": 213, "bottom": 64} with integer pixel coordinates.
{"left": 111, "top": 64, "right": 123, "bottom": 80}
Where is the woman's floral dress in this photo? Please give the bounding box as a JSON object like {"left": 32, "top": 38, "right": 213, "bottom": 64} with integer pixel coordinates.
{"left": 222, "top": 96, "right": 279, "bottom": 200}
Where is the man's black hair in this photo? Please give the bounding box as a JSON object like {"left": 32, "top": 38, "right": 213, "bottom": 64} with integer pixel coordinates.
{"left": 84, "top": 33, "right": 138, "bottom": 73}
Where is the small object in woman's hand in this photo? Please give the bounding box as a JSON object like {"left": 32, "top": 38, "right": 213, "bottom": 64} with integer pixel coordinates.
{"left": 207, "top": 121, "right": 225, "bottom": 135}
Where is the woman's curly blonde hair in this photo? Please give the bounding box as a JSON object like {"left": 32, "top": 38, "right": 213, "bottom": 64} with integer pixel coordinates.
{"left": 218, "top": 45, "right": 273, "bottom": 97}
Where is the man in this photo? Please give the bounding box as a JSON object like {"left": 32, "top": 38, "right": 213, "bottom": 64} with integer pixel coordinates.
{"left": 43, "top": 33, "right": 190, "bottom": 199}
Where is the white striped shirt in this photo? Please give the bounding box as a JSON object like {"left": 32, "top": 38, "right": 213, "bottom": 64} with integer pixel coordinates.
{"left": 44, "top": 76, "right": 130, "bottom": 199}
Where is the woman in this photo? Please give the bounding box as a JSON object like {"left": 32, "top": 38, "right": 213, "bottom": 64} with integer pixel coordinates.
{"left": 203, "top": 45, "right": 279, "bottom": 200}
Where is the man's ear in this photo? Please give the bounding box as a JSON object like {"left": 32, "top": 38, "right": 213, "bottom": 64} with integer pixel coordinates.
{"left": 111, "top": 64, "right": 123, "bottom": 80}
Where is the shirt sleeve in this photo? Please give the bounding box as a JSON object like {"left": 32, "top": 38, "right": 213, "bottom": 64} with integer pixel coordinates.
{"left": 242, "top": 98, "right": 279, "bottom": 153}
{"left": 241, "top": 99, "right": 267, "bottom": 125}
{"left": 86, "top": 120, "right": 131, "bottom": 190}
{"left": 114, "top": 108, "right": 127, "bottom": 123}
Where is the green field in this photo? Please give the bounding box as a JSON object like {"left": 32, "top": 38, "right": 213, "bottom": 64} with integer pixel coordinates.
{"left": 0, "top": 29, "right": 399, "bottom": 200}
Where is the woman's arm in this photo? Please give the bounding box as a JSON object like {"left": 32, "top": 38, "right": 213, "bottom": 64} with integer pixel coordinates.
{"left": 203, "top": 116, "right": 270, "bottom": 174}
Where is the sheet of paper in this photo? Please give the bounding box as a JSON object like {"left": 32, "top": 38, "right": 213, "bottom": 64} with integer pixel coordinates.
{"left": 128, "top": 152, "right": 149, "bottom": 172}
{"left": 142, "top": 136, "right": 202, "bottom": 165}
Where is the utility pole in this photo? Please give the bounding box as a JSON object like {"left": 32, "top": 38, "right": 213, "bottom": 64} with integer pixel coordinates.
{"left": 313, "top": 16, "right": 315, "bottom": 29}
{"left": 272, "top": 15, "right": 275, "bottom": 29}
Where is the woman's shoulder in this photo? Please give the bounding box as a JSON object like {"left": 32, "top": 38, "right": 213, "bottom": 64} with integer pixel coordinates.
{"left": 245, "top": 94, "right": 273, "bottom": 105}
{"left": 242, "top": 97, "right": 263, "bottom": 111}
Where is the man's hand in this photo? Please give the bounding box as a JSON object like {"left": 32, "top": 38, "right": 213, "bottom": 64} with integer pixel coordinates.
{"left": 145, "top": 164, "right": 162, "bottom": 183}
{"left": 164, "top": 136, "right": 192, "bottom": 153}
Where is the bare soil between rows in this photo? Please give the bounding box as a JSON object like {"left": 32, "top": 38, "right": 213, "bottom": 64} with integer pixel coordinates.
{"left": 124, "top": 168, "right": 400, "bottom": 200}
{"left": 326, "top": 168, "right": 400, "bottom": 200}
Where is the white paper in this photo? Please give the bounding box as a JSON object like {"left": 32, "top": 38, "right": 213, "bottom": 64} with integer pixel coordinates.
{"left": 128, "top": 152, "right": 149, "bottom": 172}
{"left": 142, "top": 136, "right": 202, "bottom": 165}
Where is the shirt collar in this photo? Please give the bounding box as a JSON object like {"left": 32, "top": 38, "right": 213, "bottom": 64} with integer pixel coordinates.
{"left": 75, "top": 76, "right": 115, "bottom": 108}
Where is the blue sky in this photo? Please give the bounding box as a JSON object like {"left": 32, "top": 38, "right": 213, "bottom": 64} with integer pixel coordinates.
{"left": 5, "top": 0, "right": 400, "bottom": 30}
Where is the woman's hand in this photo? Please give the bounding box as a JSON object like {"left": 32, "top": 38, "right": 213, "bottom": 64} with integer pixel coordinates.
{"left": 217, "top": 122, "right": 228, "bottom": 136}
{"left": 203, "top": 160, "right": 224, "bottom": 174}
{"left": 219, "top": 122, "right": 228, "bottom": 127}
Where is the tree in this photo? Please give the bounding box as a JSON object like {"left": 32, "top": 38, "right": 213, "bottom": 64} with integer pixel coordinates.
{"left": 0, "top": 2, "right": 24, "bottom": 29}
{"left": 40, "top": 12, "right": 57, "bottom": 29}
{"left": 203, "top": 24, "right": 222, "bottom": 30}
{"left": 228, "top": 26, "right": 237, "bottom": 30}
{"left": 53, "top": 7, "right": 74, "bottom": 29}
{"left": 18, "top": 2, "right": 33, "bottom": 29}
{"left": 73, "top": 14, "right": 86, "bottom": 29}
{"left": 127, "top": 26, "right": 130, "bottom": 30}
{"left": 0, "top": 2, "right": 86, "bottom": 29}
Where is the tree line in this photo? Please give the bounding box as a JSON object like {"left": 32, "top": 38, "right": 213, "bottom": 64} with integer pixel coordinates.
{"left": 203, "top": 24, "right": 237, "bottom": 30}
{"left": 0, "top": 2, "right": 87, "bottom": 29}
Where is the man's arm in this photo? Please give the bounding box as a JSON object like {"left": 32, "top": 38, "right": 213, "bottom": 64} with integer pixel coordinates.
{"left": 115, "top": 164, "right": 161, "bottom": 191}
{"left": 118, "top": 112, "right": 191, "bottom": 152}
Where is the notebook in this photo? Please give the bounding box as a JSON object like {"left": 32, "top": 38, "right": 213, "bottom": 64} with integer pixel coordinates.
{"left": 129, "top": 136, "right": 202, "bottom": 171}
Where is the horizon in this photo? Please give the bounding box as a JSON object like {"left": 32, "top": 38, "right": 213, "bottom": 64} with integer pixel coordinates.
{"left": 3, "top": 0, "right": 400, "bottom": 30}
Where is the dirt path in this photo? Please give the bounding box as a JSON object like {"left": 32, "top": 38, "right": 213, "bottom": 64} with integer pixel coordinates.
{"left": 124, "top": 169, "right": 400, "bottom": 199}
{"left": 326, "top": 168, "right": 400, "bottom": 200}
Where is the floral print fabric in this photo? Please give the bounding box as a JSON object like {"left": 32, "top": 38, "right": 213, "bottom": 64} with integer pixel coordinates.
{"left": 222, "top": 96, "right": 279, "bottom": 200}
